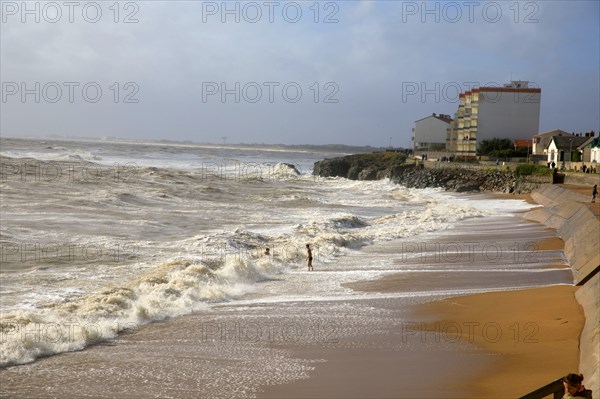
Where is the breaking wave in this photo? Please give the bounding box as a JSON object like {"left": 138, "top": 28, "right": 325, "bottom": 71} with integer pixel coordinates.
{"left": 0, "top": 147, "right": 498, "bottom": 368}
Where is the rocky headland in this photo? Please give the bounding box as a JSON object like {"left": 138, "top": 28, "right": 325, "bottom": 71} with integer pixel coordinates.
{"left": 313, "top": 152, "right": 552, "bottom": 194}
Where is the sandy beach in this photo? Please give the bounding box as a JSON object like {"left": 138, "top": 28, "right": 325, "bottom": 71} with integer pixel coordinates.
{"left": 259, "top": 208, "right": 584, "bottom": 398}
{"left": 259, "top": 285, "right": 583, "bottom": 399}
{"left": 418, "top": 285, "right": 583, "bottom": 397}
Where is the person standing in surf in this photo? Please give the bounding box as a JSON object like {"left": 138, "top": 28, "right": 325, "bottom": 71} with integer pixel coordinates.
{"left": 306, "top": 244, "right": 313, "bottom": 271}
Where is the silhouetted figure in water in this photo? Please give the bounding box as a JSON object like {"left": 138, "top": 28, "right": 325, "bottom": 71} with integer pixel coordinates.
{"left": 306, "top": 244, "right": 313, "bottom": 271}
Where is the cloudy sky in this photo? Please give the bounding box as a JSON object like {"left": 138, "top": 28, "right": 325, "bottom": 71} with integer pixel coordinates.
{"left": 1, "top": 0, "right": 599, "bottom": 147}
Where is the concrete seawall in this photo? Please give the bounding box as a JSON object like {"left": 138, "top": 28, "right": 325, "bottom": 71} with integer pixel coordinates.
{"left": 563, "top": 173, "right": 600, "bottom": 186}
{"left": 524, "top": 184, "right": 599, "bottom": 393}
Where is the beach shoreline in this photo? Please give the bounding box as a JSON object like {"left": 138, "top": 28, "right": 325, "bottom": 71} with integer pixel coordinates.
{"left": 258, "top": 195, "right": 584, "bottom": 398}
{"left": 258, "top": 285, "right": 583, "bottom": 399}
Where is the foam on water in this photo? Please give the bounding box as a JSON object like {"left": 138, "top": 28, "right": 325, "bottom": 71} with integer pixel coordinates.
{"left": 0, "top": 139, "right": 567, "bottom": 368}
{"left": 421, "top": 188, "right": 538, "bottom": 213}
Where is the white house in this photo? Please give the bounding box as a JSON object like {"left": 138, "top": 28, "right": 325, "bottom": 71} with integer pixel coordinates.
{"left": 413, "top": 113, "right": 452, "bottom": 152}
{"left": 532, "top": 129, "right": 574, "bottom": 156}
{"left": 583, "top": 137, "right": 600, "bottom": 164}
{"left": 592, "top": 146, "right": 600, "bottom": 164}
{"left": 546, "top": 135, "right": 589, "bottom": 166}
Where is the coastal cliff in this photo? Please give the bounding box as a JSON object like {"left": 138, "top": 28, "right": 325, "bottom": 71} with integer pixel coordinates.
{"left": 313, "top": 153, "right": 550, "bottom": 193}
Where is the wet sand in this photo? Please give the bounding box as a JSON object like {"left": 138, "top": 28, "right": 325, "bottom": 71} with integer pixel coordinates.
{"left": 418, "top": 285, "right": 583, "bottom": 397}
{"left": 260, "top": 222, "right": 583, "bottom": 398}
{"left": 259, "top": 286, "right": 583, "bottom": 399}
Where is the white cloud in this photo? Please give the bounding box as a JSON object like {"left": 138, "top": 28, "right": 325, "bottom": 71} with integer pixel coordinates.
{"left": 1, "top": 1, "right": 598, "bottom": 146}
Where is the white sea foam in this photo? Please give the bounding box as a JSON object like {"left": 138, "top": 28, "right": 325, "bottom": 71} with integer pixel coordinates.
{"left": 0, "top": 255, "right": 288, "bottom": 367}
{"left": 0, "top": 184, "right": 491, "bottom": 367}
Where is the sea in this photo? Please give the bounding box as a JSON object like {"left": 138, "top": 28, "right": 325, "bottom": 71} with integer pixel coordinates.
{"left": 0, "top": 137, "right": 574, "bottom": 398}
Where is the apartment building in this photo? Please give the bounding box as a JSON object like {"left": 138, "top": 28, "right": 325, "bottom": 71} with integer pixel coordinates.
{"left": 412, "top": 113, "right": 453, "bottom": 152}
{"left": 446, "top": 81, "right": 541, "bottom": 156}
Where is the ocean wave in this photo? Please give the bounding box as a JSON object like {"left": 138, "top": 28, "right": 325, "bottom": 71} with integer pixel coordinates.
{"left": 326, "top": 215, "right": 369, "bottom": 229}
{"left": 55, "top": 152, "right": 102, "bottom": 162}
{"left": 0, "top": 153, "right": 496, "bottom": 368}
{"left": 0, "top": 255, "right": 287, "bottom": 368}
{"left": 271, "top": 162, "right": 302, "bottom": 177}
{"left": 0, "top": 150, "right": 102, "bottom": 162}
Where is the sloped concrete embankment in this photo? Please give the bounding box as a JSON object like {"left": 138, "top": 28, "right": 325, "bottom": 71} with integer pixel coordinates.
{"left": 524, "top": 185, "right": 599, "bottom": 393}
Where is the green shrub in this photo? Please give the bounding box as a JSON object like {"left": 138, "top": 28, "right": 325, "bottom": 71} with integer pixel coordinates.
{"left": 515, "top": 164, "right": 553, "bottom": 176}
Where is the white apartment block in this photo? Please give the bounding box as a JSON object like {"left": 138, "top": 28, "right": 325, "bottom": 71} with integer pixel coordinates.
{"left": 412, "top": 113, "right": 452, "bottom": 151}
{"left": 446, "top": 81, "right": 541, "bottom": 156}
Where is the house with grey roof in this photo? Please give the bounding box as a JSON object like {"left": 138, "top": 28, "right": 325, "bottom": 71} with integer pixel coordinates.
{"left": 546, "top": 135, "right": 589, "bottom": 166}
{"left": 532, "top": 129, "right": 574, "bottom": 156}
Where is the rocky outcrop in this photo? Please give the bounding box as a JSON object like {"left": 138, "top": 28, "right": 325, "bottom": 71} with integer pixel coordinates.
{"left": 313, "top": 153, "right": 407, "bottom": 181}
{"left": 313, "top": 154, "right": 549, "bottom": 193}
{"left": 390, "top": 167, "right": 515, "bottom": 192}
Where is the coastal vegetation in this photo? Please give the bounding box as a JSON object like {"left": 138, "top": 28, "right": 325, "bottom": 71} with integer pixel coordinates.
{"left": 515, "top": 163, "right": 554, "bottom": 176}
{"left": 478, "top": 138, "right": 529, "bottom": 158}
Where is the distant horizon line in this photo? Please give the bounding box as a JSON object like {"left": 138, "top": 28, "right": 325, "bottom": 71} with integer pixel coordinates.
{"left": 0, "top": 135, "right": 411, "bottom": 151}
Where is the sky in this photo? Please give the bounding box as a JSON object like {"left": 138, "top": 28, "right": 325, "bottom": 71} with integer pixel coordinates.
{"left": 1, "top": 0, "right": 599, "bottom": 147}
